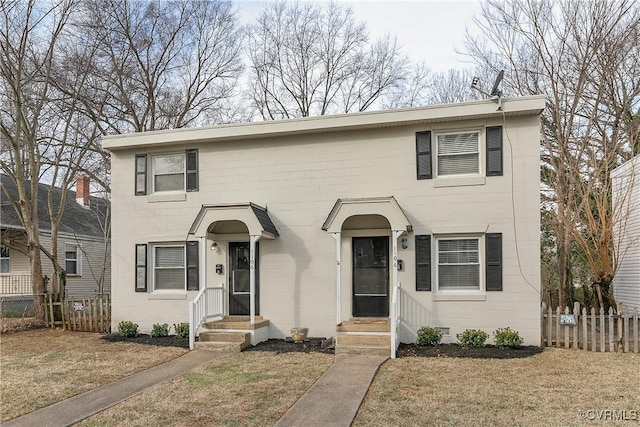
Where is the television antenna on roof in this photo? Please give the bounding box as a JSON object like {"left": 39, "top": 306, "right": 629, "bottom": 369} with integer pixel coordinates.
{"left": 470, "top": 70, "right": 504, "bottom": 110}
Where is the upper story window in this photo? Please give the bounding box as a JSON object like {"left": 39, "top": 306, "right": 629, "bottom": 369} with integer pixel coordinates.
{"left": 65, "top": 244, "right": 81, "bottom": 276}
{"left": 0, "top": 245, "right": 9, "bottom": 274}
{"left": 436, "top": 132, "right": 480, "bottom": 176}
{"left": 416, "top": 126, "right": 503, "bottom": 180}
{"left": 135, "top": 149, "right": 198, "bottom": 196}
{"left": 153, "top": 154, "right": 185, "bottom": 192}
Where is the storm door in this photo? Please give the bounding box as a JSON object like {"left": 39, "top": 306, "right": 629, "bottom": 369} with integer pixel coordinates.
{"left": 229, "top": 242, "right": 259, "bottom": 315}
{"left": 352, "top": 237, "right": 389, "bottom": 317}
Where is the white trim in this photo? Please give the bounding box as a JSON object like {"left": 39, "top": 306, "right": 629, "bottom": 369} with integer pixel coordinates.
{"left": 65, "top": 243, "right": 82, "bottom": 277}
{"left": 434, "top": 130, "right": 483, "bottom": 178}
{"left": 434, "top": 235, "right": 484, "bottom": 293}
{"left": 152, "top": 243, "right": 186, "bottom": 291}
{"left": 332, "top": 232, "right": 341, "bottom": 325}
{"left": 151, "top": 153, "right": 186, "bottom": 193}
{"left": 250, "top": 235, "right": 260, "bottom": 325}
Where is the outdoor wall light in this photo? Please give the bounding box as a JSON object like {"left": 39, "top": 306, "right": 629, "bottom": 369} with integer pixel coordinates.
{"left": 401, "top": 238, "right": 408, "bottom": 249}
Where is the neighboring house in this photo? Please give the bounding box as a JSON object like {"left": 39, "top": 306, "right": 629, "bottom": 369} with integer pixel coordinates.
{"left": 104, "top": 96, "right": 544, "bottom": 350}
{"left": 612, "top": 154, "right": 640, "bottom": 311}
{"left": 0, "top": 174, "right": 111, "bottom": 297}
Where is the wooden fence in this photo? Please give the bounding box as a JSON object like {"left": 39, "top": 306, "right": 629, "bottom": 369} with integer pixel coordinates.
{"left": 44, "top": 294, "right": 111, "bottom": 333}
{"left": 541, "top": 302, "right": 639, "bottom": 353}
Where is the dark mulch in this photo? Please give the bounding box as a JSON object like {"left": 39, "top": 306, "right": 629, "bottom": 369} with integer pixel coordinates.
{"left": 99, "top": 334, "right": 543, "bottom": 359}
{"left": 397, "top": 343, "right": 543, "bottom": 359}
{"left": 102, "top": 333, "right": 189, "bottom": 348}
{"left": 244, "top": 338, "right": 335, "bottom": 354}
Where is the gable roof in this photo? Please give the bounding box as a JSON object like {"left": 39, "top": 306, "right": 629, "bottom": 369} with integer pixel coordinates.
{"left": 102, "top": 95, "right": 546, "bottom": 151}
{"left": 1, "top": 174, "right": 108, "bottom": 238}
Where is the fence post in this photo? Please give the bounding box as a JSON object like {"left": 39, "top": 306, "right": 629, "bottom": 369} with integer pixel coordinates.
{"left": 547, "top": 305, "right": 553, "bottom": 347}
{"left": 555, "top": 306, "right": 561, "bottom": 348}
{"left": 590, "top": 307, "right": 597, "bottom": 352}
{"left": 608, "top": 307, "right": 615, "bottom": 352}
{"left": 564, "top": 306, "right": 570, "bottom": 349}
{"left": 573, "top": 302, "right": 580, "bottom": 349}
{"left": 634, "top": 308, "right": 639, "bottom": 354}
{"left": 599, "top": 307, "right": 605, "bottom": 352}
{"left": 540, "top": 302, "right": 546, "bottom": 347}
{"left": 624, "top": 308, "right": 630, "bottom": 353}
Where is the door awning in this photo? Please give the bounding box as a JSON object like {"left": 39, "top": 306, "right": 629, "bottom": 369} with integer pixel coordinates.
{"left": 321, "top": 197, "right": 412, "bottom": 233}
{"left": 189, "top": 203, "right": 279, "bottom": 239}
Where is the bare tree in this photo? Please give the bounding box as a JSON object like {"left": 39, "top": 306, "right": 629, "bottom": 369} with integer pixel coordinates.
{"left": 75, "top": 0, "right": 244, "bottom": 134}
{"left": 245, "top": 1, "right": 423, "bottom": 119}
{"left": 466, "top": 0, "right": 640, "bottom": 308}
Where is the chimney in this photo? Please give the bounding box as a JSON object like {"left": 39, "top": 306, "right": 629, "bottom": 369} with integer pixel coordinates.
{"left": 76, "top": 174, "right": 90, "bottom": 208}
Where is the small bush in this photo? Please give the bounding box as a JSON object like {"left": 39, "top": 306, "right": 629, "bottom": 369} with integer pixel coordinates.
{"left": 493, "top": 327, "right": 524, "bottom": 349}
{"left": 416, "top": 326, "right": 443, "bottom": 346}
{"left": 117, "top": 321, "right": 139, "bottom": 338}
{"left": 173, "top": 323, "right": 189, "bottom": 338}
{"left": 150, "top": 323, "right": 170, "bottom": 338}
{"left": 456, "top": 329, "right": 488, "bottom": 348}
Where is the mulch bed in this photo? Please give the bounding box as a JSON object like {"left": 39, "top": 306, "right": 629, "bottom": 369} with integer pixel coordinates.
{"left": 99, "top": 335, "right": 543, "bottom": 359}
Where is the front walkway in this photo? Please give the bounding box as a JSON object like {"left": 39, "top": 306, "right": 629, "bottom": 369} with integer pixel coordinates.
{"left": 4, "top": 350, "right": 387, "bottom": 427}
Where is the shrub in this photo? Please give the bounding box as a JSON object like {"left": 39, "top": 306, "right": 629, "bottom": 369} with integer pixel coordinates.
{"left": 150, "top": 323, "right": 170, "bottom": 338}
{"left": 416, "top": 326, "right": 443, "bottom": 346}
{"left": 493, "top": 327, "right": 524, "bottom": 349}
{"left": 117, "top": 321, "right": 139, "bottom": 338}
{"left": 456, "top": 329, "right": 488, "bottom": 348}
{"left": 173, "top": 323, "right": 189, "bottom": 338}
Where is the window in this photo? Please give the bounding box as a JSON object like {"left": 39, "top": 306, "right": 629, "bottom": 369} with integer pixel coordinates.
{"left": 437, "top": 132, "right": 480, "bottom": 176}
{"left": 415, "top": 127, "right": 503, "bottom": 180}
{"left": 153, "top": 154, "right": 185, "bottom": 192}
{"left": 150, "top": 242, "right": 199, "bottom": 291}
{"left": 0, "top": 245, "right": 9, "bottom": 274}
{"left": 437, "top": 238, "right": 480, "bottom": 291}
{"left": 65, "top": 244, "right": 81, "bottom": 276}
{"left": 136, "top": 149, "right": 198, "bottom": 195}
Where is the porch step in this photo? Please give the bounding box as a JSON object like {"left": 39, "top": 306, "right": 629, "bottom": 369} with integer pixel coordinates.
{"left": 202, "top": 316, "right": 269, "bottom": 330}
{"left": 196, "top": 331, "right": 251, "bottom": 353}
{"left": 337, "top": 318, "right": 391, "bottom": 333}
{"left": 336, "top": 334, "right": 391, "bottom": 347}
{"left": 335, "top": 345, "right": 391, "bottom": 357}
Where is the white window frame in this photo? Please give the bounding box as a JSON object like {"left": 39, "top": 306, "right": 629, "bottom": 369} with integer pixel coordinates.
{"left": 435, "top": 235, "right": 484, "bottom": 293}
{"left": 435, "top": 130, "right": 483, "bottom": 178}
{"left": 152, "top": 244, "right": 186, "bottom": 291}
{"left": 0, "top": 245, "right": 9, "bottom": 275}
{"left": 65, "top": 244, "right": 82, "bottom": 276}
{"left": 151, "top": 153, "right": 186, "bottom": 193}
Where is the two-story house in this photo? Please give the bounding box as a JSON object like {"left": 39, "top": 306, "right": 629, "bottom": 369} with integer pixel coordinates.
{"left": 103, "top": 96, "right": 545, "bottom": 355}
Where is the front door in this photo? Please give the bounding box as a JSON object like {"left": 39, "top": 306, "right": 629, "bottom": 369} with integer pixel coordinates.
{"left": 229, "top": 242, "right": 259, "bottom": 315}
{"left": 352, "top": 236, "right": 389, "bottom": 317}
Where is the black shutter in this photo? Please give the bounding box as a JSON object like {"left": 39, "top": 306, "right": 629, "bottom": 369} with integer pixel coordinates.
{"left": 415, "top": 235, "right": 431, "bottom": 291}
{"left": 186, "top": 241, "right": 199, "bottom": 291}
{"left": 186, "top": 149, "right": 198, "bottom": 192}
{"left": 135, "top": 154, "right": 147, "bottom": 195}
{"left": 486, "top": 126, "right": 503, "bottom": 176}
{"left": 416, "top": 131, "right": 432, "bottom": 180}
{"left": 486, "top": 233, "right": 502, "bottom": 291}
{"left": 135, "top": 244, "right": 147, "bottom": 292}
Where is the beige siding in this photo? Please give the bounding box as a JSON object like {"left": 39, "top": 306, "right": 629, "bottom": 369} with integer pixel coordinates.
{"left": 109, "top": 101, "right": 542, "bottom": 344}
{"left": 612, "top": 155, "right": 640, "bottom": 310}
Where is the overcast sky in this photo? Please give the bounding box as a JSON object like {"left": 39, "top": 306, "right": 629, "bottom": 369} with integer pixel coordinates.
{"left": 236, "top": 0, "right": 484, "bottom": 72}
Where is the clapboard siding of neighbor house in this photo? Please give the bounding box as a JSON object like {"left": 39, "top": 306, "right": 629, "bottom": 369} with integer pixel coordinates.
{"left": 612, "top": 154, "right": 640, "bottom": 310}
{"left": 104, "top": 96, "right": 544, "bottom": 345}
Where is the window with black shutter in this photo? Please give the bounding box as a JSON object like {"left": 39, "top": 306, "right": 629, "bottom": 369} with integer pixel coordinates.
{"left": 135, "top": 244, "right": 147, "bottom": 292}
{"left": 416, "top": 131, "right": 432, "bottom": 180}
{"left": 415, "top": 235, "right": 431, "bottom": 291}
{"left": 186, "top": 149, "right": 198, "bottom": 192}
{"left": 135, "top": 154, "right": 147, "bottom": 196}
{"left": 486, "top": 126, "right": 503, "bottom": 176}
{"left": 186, "top": 241, "right": 199, "bottom": 291}
{"left": 485, "top": 233, "right": 502, "bottom": 291}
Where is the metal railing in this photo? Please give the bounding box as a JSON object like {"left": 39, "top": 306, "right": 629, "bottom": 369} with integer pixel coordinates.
{"left": 0, "top": 275, "right": 32, "bottom": 295}
{"left": 390, "top": 281, "right": 402, "bottom": 359}
{"left": 189, "top": 286, "right": 225, "bottom": 350}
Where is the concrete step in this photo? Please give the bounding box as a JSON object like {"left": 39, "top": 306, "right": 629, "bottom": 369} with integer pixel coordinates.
{"left": 335, "top": 345, "right": 391, "bottom": 357}
{"left": 203, "top": 316, "right": 269, "bottom": 330}
{"left": 194, "top": 341, "right": 246, "bottom": 353}
{"left": 336, "top": 334, "right": 391, "bottom": 347}
{"left": 197, "top": 331, "right": 251, "bottom": 353}
{"left": 337, "top": 318, "right": 390, "bottom": 333}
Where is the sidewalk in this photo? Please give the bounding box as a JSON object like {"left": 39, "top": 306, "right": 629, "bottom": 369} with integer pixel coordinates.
{"left": 3, "top": 350, "right": 220, "bottom": 427}
{"left": 274, "top": 354, "right": 388, "bottom": 427}
{"left": 4, "top": 351, "right": 386, "bottom": 427}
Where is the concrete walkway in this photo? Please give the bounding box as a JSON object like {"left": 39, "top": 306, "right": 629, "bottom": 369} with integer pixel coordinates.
{"left": 274, "top": 354, "right": 388, "bottom": 427}
{"left": 5, "top": 351, "right": 386, "bottom": 427}
{"left": 3, "top": 350, "right": 219, "bottom": 427}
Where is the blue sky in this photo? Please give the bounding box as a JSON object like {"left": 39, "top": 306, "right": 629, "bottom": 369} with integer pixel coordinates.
{"left": 236, "top": 0, "right": 484, "bottom": 72}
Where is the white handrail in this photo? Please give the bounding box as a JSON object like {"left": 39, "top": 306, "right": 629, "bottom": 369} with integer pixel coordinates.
{"left": 390, "top": 281, "right": 402, "bottom": 359}
{"left": 189, "top": 286, "right": 224, "bottom": 350}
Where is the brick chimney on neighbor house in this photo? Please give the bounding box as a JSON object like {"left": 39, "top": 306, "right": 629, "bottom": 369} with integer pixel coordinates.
{"left": 76, "top": 174, "right": 90, "bottom": 208}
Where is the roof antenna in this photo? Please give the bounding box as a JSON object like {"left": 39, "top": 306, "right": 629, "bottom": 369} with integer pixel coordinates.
{"left": 470, "top": 70, "right": 504, "bottom": 110}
